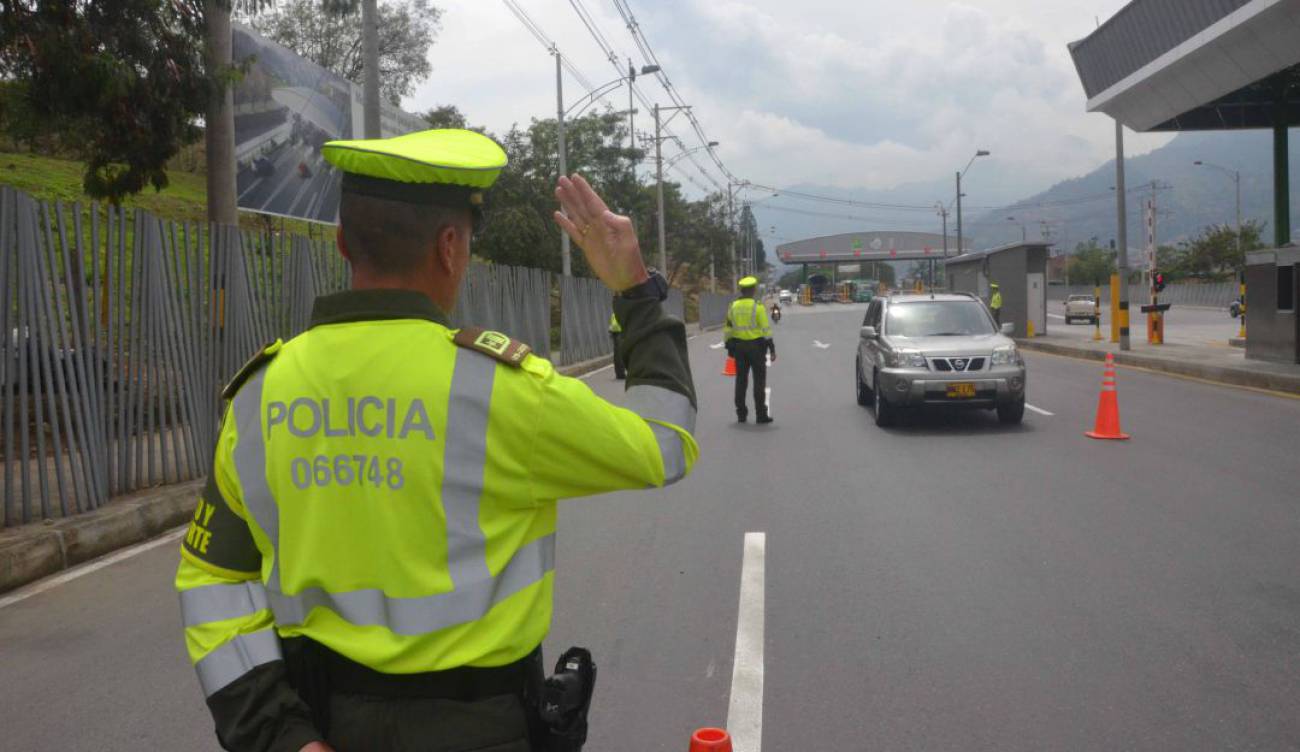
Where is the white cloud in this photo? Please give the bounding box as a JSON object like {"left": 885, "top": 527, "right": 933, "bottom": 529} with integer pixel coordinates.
{"left": 404, "top": 0, "right": 1174, "bottom": 198}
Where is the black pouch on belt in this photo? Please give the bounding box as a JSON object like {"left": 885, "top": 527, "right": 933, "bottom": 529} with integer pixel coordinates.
{"left": 537, "top": 647, "right": 598, "bottom": 752}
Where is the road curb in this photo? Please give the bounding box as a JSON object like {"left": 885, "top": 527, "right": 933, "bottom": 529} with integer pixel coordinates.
{"left": 0, "top": 350, "right": 663, "bottom": 596}
{"left": 0, "top": 481, "right": 201, "bottom": 595}
{"left": 1017, "top": 338, "right": 1300, "bottom": 395}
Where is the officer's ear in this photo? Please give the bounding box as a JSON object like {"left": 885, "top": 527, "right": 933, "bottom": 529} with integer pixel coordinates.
{"left": 433, "top": 222, "right": 459, "bottom": 276}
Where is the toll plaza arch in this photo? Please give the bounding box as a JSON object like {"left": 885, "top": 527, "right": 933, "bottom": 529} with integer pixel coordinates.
{"left": 775, "top": 232, "right": 951, "bottom": 300}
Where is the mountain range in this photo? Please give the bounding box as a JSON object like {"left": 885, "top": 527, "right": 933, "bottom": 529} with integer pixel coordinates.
{"left": 755, "top": 130, "right": 1300, "bottom": 270}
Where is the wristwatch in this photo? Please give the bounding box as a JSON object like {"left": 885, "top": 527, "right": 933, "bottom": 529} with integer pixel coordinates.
{"left": 617, "top": 268, "right": 669, "bottom": 302}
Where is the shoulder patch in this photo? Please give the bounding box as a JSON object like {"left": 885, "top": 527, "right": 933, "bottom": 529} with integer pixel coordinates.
{"left": 453, "top": 327, "right": 532, "bottom": 367}
{"left": 222, "top": 340, "right": 283, "bottom": 400}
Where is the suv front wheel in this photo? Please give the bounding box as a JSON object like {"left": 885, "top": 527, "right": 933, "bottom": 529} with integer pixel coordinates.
{"left": 997, "top": 397, "right": 1025, "bottom": 425}
{"left": 855, "top": 359, "right": 871, "bottom": 406}
{"left": 873, "top": 369, "right": 896, "bottom": 427}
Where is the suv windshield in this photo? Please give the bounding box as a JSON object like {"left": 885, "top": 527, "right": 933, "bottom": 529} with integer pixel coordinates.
{"left": 1068, "top": 295, "right": 1093, "bottom": 302}
{"left": 885, "top": 300, "right": 994, "bottom": 337}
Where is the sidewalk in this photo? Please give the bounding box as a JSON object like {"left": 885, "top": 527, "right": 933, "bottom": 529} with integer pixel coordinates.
{"left": 0, "top": 350, "right": 642, "bottom": 594}
{"left": 1018, "top": 332, "right": 1300, "bottom": 395}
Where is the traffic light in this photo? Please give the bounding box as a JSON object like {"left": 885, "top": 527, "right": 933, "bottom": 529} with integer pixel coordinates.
{"left": 1153, "top": 272, "right": 1166, "bottom": 293}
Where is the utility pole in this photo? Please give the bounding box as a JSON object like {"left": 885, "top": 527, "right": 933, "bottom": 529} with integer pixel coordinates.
{"left": 936, "top": 203, "right": 949, "bottom": 256}
{"left": 654, "top": 103, "right": 666, "bottom": 272}
{"left": 628, "top": 59, "right": 637, "bottom": 152}
{"left": 556, "top": 51, "right": 571, "bottom": 276}
{"left": 203, "top": 0, "right": 237, "bottom": 225}
{"left": 1115, "top": 119, "right": 1130, "bottom": 351}
{"left": 362, "top": 0, "right": 381, "bottom": 138}
{"left": 728, "top": 183, "right": 736, "bottom": 290}
{"left": 956, "top": 170, "right": 964, "bottom": 256}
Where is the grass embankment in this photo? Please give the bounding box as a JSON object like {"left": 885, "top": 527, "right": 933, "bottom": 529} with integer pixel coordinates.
{"left": 0, "top": 150, "right": 319, "bottom": 236}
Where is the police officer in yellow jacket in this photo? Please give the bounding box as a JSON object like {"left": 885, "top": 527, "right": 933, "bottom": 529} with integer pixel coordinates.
{"left": 175, "top": 129, "right": 698, "bottom": 752}
{"left": 724, "top": 276, "right": 775, "bottom": 424}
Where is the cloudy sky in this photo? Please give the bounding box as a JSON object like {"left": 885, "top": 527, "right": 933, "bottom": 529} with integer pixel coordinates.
{"left": 404, "top": 0, "right": 1174, "bottom": 200}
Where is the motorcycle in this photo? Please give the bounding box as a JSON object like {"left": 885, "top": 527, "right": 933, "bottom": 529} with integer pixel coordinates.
{"left": 1229, "top": 298, "right": 1243, "bottom": 318}
{"left": 770, "top": 304, "right": 782, "bottom": 324}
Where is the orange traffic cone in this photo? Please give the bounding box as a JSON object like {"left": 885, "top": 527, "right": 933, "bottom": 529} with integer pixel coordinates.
{"left": 723, "top": 356, "right": 736, "bottom": 376}
{"left": 690, "top": 728, "right": 732, "bottom": 752}
{"left": 1085, "top": 352, "right": 1130, "bottom": 440}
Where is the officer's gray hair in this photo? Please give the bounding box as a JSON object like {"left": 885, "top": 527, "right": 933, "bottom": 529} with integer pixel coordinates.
{"left": 339, "top": 193, "right": 471, "bottom": 275}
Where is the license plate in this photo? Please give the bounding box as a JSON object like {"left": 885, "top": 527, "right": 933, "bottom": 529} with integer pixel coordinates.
{"left": 946, "top": 382, "right": 977, "bottom": 398}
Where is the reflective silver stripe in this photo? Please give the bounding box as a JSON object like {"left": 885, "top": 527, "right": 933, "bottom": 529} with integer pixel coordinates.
{"left": 231, "top": 369, "right": 279, "bottom": 592}
{"left": 624, "top": 385, "right": 696, "bottom": 434}
{"left": 623, "top": 385, "right": 695, "bottom": 486}
{"left": 441, "top": 349, "right": 496, "bottom": 590}
{"left": 180, "top": 581, "right": 270, "bottom": 627}
{"left": 267, "top": 534, "right": 556, "bottom": 635}
{"left": 194, "top": 628, "right": 282, "bottom": 697}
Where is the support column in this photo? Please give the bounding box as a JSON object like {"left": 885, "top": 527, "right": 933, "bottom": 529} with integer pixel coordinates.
{"left": 1274, "top": 121, "right": 1291, "bottom": 248}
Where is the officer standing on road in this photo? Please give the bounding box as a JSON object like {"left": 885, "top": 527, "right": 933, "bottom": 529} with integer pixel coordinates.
{"left": 609, "top": 311, "right": 626, "bottom": 379}
{"left": 174, "top": 129, "right": 698, "bottom": 752}
{"left": 725, "top": 276, "right": 775, "bottom": 424}
{"left": 989, "top": 282, "right": 1003, "bottom": 325}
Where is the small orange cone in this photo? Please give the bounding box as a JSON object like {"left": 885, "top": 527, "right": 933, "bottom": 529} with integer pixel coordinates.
{"left": 690, "top": 728, "right": 732, "bottom": 751}
{"left": 723, "top": 356, "right": 736, "bottom": 376}
{"left": 1085, "top": 352, "right": 1130, "bottom": 440}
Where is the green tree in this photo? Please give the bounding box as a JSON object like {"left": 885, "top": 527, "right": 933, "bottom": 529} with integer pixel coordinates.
{"left": 0, "top": 0, "right": 212, "bottom": 202}
{"left": 252, "top": 0, "right": 441, "bottom": 105}
{"left": 1179, "top": 220, "right": 1266, "bottom": 280}
{"left": 1066, "top": 238, "right": 1117, "bottom": 286}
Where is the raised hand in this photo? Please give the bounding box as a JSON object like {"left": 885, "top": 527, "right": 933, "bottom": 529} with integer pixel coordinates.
{"left": 553, "top": 174, "right": 649, "bottom": 292}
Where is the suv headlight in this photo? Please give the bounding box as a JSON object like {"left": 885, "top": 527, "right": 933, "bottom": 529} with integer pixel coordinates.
{"left": 886, "top": 349, "right": 928, "bottom": 368}
{"left": 991, "top": 344, "right": 1021, "bottom": 366}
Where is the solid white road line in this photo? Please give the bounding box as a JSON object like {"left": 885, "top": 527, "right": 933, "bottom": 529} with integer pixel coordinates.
{"left": 711, "top": 341, "right": 726, "bottom": 349}
{"left": 0, "top": 526, "right": 187, "bottom": 611}
{"left": 812, "top": 340, "right": 831, "bottom": 349}
{"left": 764, "top": 387, "right": 772, "bottom": 415}
{"left": 1025, "top": 403, "right": 1054, "bottom": 416}
{"left": 1047, "top": 313, "right": 1066, "bottom": 320}
{"left": 727, "top": 532, "right": 766, "bottom": 752}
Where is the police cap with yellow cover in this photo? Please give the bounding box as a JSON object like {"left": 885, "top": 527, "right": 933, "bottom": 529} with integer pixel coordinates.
{"left": 738, "top": 275, "right": 759, "bottom": 288}
{"left": 322, "top": 129, "right": 508, "bottom": 211}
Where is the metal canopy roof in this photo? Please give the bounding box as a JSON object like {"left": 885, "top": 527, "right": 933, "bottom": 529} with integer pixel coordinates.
{"left": 1068, "top": 0, "right": 1300, "bottom": 131}
{"left": 944, "top": 241, "right": 1053, "bottom": 267}
{"left": 775, "top": 231, "right": 951, "bottom": 264}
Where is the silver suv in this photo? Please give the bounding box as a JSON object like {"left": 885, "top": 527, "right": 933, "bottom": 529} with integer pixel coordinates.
{"left": 855, "top": 292, "right": 1027, "bottom": 426}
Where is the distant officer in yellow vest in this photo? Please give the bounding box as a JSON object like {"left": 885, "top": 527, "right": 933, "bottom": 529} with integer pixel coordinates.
{"left": 989, "top": 282, "right": 1004, "bottom": 325}
{"left": 724, "top": 276, "right": 775, "bottom": 424}
{"left": 175, "top": 129, "right": 697, "bottom": 752}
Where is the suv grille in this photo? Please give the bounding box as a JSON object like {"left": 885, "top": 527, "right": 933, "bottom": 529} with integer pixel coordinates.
{"left": 931, "top": 357, "right": 985, "bottom": 372}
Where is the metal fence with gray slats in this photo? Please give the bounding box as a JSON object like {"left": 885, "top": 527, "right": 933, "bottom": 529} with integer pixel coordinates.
{"left": 698, "top": 292, "right": 732, "bottom": 329}
{"left": 0, "top": 183, "right": 656, "bottom": 527}
{"left": 559, "top": 275, "right": 612, "bottom": 366}
{"left": 0, "top": 187, "right": 347, "bottom": 527}
{"left": 450, "top": 263, "right": 552, "bottom": 359}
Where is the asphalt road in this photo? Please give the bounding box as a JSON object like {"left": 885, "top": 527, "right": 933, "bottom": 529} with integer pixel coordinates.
{"left": 236, "top": 141, "right": 339, "bottom": 223}
{"left": 4, "top": 304, "right": 1300, "bottom": 751}
{"left": 1045, "top": 299, "right": 1239, "bottom": 347}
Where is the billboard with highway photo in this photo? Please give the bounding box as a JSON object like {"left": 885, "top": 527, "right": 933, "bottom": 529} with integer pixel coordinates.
{"left": 232, "top": 24, "right": 424, "bottom": 224}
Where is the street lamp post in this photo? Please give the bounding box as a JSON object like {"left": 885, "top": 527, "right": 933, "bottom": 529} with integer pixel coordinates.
{"left": 651, "top": 103, "right": 695, "bottom": 274}
{"left": 1195, "top": 159, "right": 1244, "bottom": 339}
{"left": 1007, "top": 216, "right": 1027, "bottom": 243}
{"left": 955, "top": 149, "right": 990, "bottom": 256}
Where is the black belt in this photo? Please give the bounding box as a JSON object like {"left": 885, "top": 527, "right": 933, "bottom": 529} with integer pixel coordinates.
{"left": 284, "top": 637, "right": 542, "bottom": 703}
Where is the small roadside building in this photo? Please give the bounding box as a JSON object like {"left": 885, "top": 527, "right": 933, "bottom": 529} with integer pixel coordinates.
{"left": 945, "top": 242, "right": 1051, "bottom": 338}
{"left": 1245, "top": 247, "right": 1300, "bottom": 363}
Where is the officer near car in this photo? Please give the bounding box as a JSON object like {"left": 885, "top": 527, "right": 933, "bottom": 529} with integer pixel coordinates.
{"left": 989, "top": 282, "right": 1003, "bottom": 325}
{"left": 725, "top": 276, "right": 775, "bottom": 424}
{"left": 175, "top": 129, "right": 698, "bottom": 752}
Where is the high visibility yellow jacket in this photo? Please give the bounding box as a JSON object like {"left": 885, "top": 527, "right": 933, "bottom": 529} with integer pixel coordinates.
{"left": 990, "top": 290, "right": 1003, "bottom": 310}
{"left": 609, "top": 312, "right": 622, "bottom": 334}
{"left": 724, "top": 297, "right": 772, "bottom": 341}
{"left": 176, "top": 290, "right": 697, "bottom": 744}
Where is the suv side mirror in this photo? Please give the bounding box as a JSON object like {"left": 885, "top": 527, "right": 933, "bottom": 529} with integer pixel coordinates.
{"left": 860, "top": 325, "right": 878, "bottom": 340}
{"left": 1000, "top": 322, "right": 1015, "bottom": 335}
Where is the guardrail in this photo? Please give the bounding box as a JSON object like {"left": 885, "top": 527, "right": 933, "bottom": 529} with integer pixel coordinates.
{"left": 1048, "top": 282, "right": 1236, "bottom": 308}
